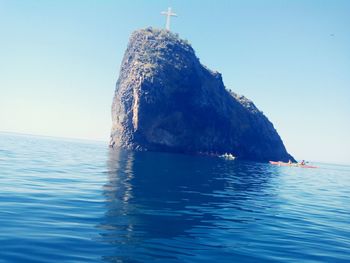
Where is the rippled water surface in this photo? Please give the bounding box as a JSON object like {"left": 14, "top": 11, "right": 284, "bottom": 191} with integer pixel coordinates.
{"left": 1, "top": 133, "right": 350, "bottom": 262}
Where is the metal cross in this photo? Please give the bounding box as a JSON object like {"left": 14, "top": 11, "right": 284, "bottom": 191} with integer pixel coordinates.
{"left": 161, "top": 7, "right": 177, "bottom": 31}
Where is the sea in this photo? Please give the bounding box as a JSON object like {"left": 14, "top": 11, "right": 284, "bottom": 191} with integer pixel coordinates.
{"left": 0, "top": 132, "right": 349, "bottom": 262}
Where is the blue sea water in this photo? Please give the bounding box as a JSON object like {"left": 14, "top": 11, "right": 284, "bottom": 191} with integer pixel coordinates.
{"left": 0, "top": 133, "right": 350, "bottom": 262}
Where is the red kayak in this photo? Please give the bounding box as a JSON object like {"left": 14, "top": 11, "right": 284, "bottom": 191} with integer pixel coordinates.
{"left": 269, "top": 161, "right": 317, "bottom": 169}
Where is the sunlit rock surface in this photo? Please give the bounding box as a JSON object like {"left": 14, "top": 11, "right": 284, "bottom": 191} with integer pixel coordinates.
{"left": 110, "top": 28, "right": 294, "bottom": 162}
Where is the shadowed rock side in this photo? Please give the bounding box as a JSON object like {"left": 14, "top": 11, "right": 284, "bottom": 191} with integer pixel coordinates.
{"left": 110, "top": 28, "right": 294, "bottom": 162}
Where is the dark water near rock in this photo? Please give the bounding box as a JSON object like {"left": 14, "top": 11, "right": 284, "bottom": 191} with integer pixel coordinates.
{"left": 0, "top": 133, "right": 350, "bottom": 262}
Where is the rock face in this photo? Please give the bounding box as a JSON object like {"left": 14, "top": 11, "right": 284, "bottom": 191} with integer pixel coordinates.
{"left": 110, "top": 28, "right": 294, "bottom": 162}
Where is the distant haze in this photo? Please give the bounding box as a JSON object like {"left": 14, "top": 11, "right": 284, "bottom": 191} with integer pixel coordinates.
{"left": 1, "top": 1, "right": 349, "bottom": 164}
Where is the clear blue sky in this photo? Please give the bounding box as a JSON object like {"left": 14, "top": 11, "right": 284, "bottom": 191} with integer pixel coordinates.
{"left": 1, "top": 0, "right": 349, "bottom": 164}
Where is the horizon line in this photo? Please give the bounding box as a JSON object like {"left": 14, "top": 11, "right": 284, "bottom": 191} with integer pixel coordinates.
{"left": 1, "top": 131, "right": 349, "bottom": 166}
{"left": 0, "top": 130, "right": 108, "bottom": 144}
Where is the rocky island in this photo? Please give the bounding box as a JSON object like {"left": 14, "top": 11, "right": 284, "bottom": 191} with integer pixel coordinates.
{"left": 110, "top": 28, "right": 294, "bottom": 162}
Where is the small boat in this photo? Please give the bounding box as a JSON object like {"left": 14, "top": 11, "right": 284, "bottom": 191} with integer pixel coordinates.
{"left": 220, "top": 153, "right": 236, "bottom": 160}
{"left": 269, "top": 161, "right": 317, "bottom": 169}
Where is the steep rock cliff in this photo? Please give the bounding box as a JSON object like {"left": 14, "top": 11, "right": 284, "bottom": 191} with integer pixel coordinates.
{"left": 110, "top": 28, "right": 294, "bottom": 162}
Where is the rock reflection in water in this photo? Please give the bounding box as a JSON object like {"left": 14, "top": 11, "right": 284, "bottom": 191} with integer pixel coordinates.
{"left": 100, "top": 149, "right": 276, "bottom": 262}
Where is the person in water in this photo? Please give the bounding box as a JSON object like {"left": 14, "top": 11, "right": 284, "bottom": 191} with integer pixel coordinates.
{"left": 300, "top": 160, "right": 306, "bottom": 165}
{"left": 288, "top": 160, "right": 292, "bottom": 164}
